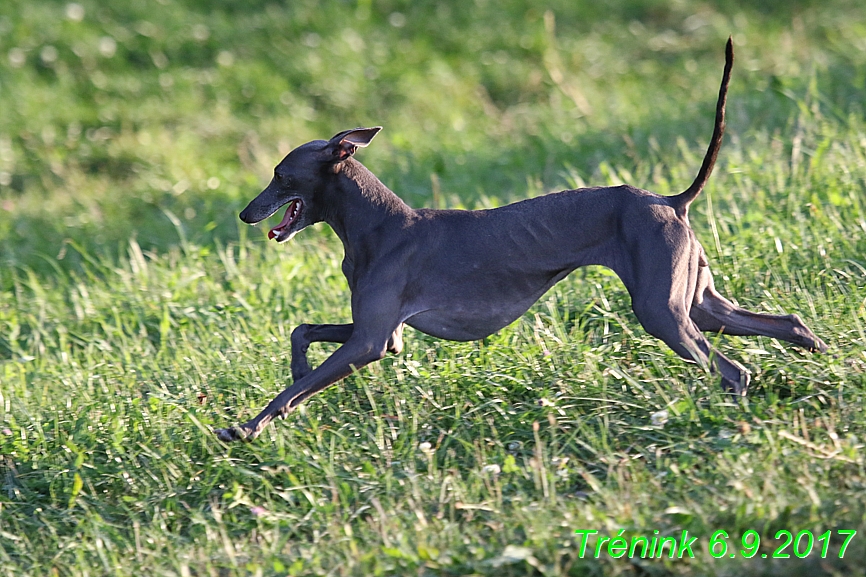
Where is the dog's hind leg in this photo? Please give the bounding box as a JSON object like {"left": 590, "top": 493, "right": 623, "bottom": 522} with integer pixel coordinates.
{"left": 632, "top": 294, "right": 750, "bottom": 395}
{"left": 624, "top": 231, "right": 749, "bottom": 395}
{"left": 689, "top": 266, "right": 827, "bottom": 352}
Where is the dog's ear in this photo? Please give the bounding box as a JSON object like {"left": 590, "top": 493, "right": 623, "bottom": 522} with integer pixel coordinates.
{"left": 325, "top": 127, "right": 382, "bottom": 161}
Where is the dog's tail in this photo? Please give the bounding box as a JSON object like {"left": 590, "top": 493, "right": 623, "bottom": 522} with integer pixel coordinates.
{"left": 670, "top": 37, "right": 733, "bottom": 215}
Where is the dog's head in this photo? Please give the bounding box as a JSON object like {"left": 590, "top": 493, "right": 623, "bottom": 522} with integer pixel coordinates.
{"left": 239, "top": 127, "right": 381, "bottom": 243}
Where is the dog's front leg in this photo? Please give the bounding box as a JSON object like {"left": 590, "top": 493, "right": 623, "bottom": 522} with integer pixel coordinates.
{"left": 291, "top": 323, "right": 405, "bottom": 380}
{"left": 291, "top": 323, "right": 354, "bottom": 380}
{"left": 216, "top": 322, "right": 399, "bottom": 442}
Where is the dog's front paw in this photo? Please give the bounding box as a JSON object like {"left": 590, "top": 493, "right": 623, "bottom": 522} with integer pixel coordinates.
{"left": 214, "top": 426, "right": 250, "bottom": 443}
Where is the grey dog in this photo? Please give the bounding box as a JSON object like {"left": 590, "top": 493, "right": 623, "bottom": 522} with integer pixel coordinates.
{"left": 216, "top": 39, "right": 826, "bottom": 442}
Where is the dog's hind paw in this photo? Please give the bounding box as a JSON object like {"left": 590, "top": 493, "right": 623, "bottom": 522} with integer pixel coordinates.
{"left": 721, "top": 372, "right": 750, "bottom": 397}
{"left": 811, "top": 337, "right": 829, "bottom": 354}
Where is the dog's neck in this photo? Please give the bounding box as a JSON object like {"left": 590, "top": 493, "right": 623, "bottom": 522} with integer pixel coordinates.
{"left": 321, "top": 158, "right": 413, "bottom": 265}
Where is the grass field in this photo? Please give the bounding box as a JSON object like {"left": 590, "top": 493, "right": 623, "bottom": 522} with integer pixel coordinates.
{"left": 2, "top": 0, "right": 866, "bottom": 575}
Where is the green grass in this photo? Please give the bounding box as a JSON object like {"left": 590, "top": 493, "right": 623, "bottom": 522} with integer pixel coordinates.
{"left": 2, "top": 0, "right": 866, "bottom": 575}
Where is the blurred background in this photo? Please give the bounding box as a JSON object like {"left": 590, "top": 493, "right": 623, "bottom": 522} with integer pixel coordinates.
{"left": 1, "top": 0, "right": 864, "bottom": 279}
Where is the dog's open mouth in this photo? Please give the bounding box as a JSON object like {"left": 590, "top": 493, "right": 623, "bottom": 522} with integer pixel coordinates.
{"left": 268, "top": 199, "right": 302, "bottom": 242}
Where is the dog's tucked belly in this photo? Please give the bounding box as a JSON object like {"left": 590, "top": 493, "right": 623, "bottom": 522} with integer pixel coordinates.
{"left": 403, "top": 268, "right": 573, "bottom": 341}
{"left": 405, "top": 309, "right": 526, "bottom": 341}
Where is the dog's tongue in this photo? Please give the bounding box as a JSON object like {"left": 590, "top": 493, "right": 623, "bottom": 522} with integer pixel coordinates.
{"left": 268, "top": 201, "right": 296, "bottom": 240}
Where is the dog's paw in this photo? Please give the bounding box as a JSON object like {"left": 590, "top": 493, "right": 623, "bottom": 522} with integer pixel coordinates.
{"left": 214, "top": 426, "right": 248, "bottom": 443}
{"left": 721, "top": 373, "right": 750, "bottom": 397}
{"left": 811, "top": 337, "right": 829, "bottom": 354}
{"left": 788, "top": 315, "right": 828, "bottom": 353}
